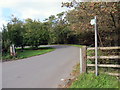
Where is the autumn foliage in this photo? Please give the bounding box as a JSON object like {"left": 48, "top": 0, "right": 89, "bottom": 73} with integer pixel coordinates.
{"left": 62, "top": 1, "right": 119, "bottom": 46}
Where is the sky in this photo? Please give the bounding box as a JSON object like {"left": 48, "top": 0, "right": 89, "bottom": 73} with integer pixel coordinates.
{"left": 0, "top": 0, "right": 119, "bottom": 30}
{"left": 0, "top": 0, "right": 72, "bottom": 29}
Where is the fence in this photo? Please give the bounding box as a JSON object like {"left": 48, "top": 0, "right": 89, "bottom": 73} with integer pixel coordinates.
{"left": 80, "top": 46, "right": 120, "bottom": 76}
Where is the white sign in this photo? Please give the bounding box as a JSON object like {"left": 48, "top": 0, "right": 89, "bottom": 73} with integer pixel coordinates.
{"left": 90, "top": 19, "right": 96, "bottom": 25}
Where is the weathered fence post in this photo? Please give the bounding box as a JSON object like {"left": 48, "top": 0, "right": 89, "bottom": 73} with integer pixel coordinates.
{"left": 80, "top": 46, "right": 87, "bottom": 73}
{"left": 10, "top": 44, "right": 16, "bottom": 56}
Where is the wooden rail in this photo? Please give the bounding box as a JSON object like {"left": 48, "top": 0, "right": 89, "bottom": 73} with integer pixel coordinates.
{"left": 87, "top": 56, "right": 120, "bottom": 59}
{"left": 87, "top": 46, "right": 120, "bottom": 50}
{"left": 88, "top": 71, "right": 120, "bottom": 76}
{"left": 79, "top": 46, "right": 120, "bottom": 76}
{"left": 107, "top": 73, "right": 120, "bottom": 76}
{"left": 87, "top": 64, "right": 120, "bottom": 68}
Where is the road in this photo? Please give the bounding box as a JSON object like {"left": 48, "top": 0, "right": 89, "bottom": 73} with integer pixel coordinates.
{"left": 2, "top": 45, "right": 80, "bottom": 88}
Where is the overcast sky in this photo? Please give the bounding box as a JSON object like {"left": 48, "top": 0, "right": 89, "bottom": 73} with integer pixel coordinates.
{"left": 0, "top": 0, "right": 72, "bottom": 29}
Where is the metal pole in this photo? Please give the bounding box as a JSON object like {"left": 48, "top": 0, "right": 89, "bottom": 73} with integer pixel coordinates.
{"left": 95, "top": 16, "right": 98, "bottom": 76}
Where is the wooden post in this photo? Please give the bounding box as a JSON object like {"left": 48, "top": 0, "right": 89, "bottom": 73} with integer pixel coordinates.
{"left": 10, "top": 46, "right": 13, "bottom": 56}
{"left": 80, "top": 46, "right": 87, "bottom": 73}
{"left": 12, "top": 44, "right": 16, "bottom": 56}
{"left": 10, "top": 44, "right": 16, "bottom": 56}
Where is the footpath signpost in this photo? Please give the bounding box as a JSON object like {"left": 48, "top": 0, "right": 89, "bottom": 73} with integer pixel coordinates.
{"left": 90, "top": 16, "right": 98, "bottom": 76}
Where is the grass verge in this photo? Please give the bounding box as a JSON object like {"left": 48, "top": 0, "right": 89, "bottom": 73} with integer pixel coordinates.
{"left": 70, "top": 44, "right": 83, "bottom": 48}
{"left": 67, "top": 44, "right": 119, "bottom": 88}
{"left": 70, "top": 72, "right": 119, "bottom": 88}
{"left": 66, "top": 63, "right": 120, "bottom": 88}
{"left": 2, "top": 47, "right": 55, "bottom": 61}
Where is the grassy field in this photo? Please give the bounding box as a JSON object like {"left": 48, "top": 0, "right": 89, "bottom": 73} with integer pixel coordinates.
{"left": 2, "top": 47, "right": 55, "bottom": 61}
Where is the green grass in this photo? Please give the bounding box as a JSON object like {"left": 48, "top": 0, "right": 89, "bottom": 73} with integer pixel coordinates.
{"left": 70, "top": 73, "right": 119, "bottom": 88}
{"left": 71, "top": 63, "right": 119, "bottom": 88}
{"left": 69, "top": 44, "right": 119, "bottom": 88}
{"left": 51, "top": 44, "right": 83, "bottom": 48}
{"left": 87, "top": 49, "right": 111, "bottom": 56}
{"left": 70, "top": 44, "right": 83, "bottom": 48}
{"left": 2, "top": 47, "right": 55, "bottom": 61}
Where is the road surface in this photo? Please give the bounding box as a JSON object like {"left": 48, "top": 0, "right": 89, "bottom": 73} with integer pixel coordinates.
{"left": 2, "top": 45, "right": 80, "bottom": 88}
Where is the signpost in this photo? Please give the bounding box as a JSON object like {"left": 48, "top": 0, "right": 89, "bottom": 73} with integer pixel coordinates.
{"left": 90, "top": 16, "right": 98, "bottom": 76}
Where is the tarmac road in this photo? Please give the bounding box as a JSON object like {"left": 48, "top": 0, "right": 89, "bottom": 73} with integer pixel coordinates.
{"left": 2, "top": 45, "right": 80, "bottom": 88}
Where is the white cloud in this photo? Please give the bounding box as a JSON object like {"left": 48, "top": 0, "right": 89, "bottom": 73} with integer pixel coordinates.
{"left": 0, "top": 8, "right": 7, "bottom": 31}
{"left": 0, "top": 18, "right": 7, "bottom": 31}
{"left": 0, "top": 0, "right": 70, "bottom": 29}
{"left": 0, "top": 0, "right": 119, "bottom": 29}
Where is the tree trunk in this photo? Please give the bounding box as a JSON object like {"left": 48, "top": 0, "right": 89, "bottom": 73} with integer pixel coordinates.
{"left": 21, "top": 45, "right": 24, "bottom": 52}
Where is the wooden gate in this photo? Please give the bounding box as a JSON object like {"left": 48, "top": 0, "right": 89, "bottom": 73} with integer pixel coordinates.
{"left": 80, "top": 46, "right": 120, "bottom": 76}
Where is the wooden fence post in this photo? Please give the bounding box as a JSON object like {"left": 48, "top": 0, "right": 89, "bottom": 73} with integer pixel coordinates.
{"left": 80, "top": 46, "right": 87, "bottom": 73}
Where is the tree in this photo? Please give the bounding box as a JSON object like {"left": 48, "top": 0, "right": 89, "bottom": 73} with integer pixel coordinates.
{"left": 45, "top": 13, "right": 74, "bottom": 44}
{"left": 2, "top": 25, "right": 10, "bottom": 53}
{"left": 24, "top": 19, "right": 50, "bottom": 48}
{"left": 7, "top": 16, "right": 25, "bottom": 49}
{"left": 43, "top": 15, "right": 57, "bottom": 44}
{"left": 62, "top": 1, "right": 120, "bottom": 46}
